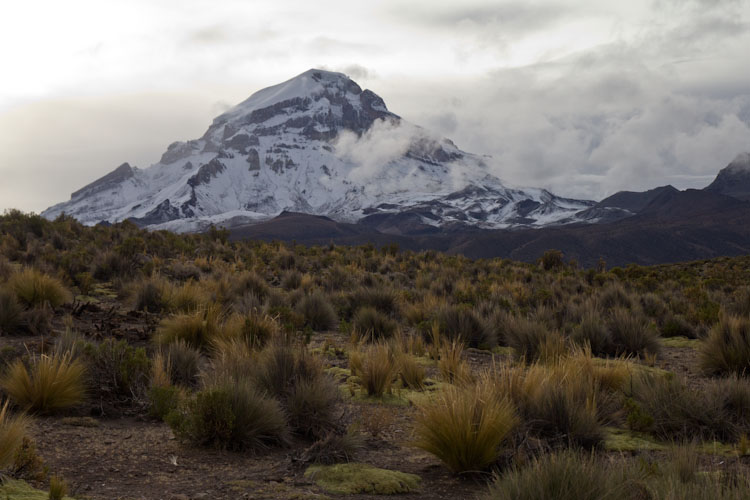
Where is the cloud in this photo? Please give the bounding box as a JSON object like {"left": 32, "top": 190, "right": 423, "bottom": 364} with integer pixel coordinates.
{"left": 334, "top": 119, "right": 414, "bottom": 184}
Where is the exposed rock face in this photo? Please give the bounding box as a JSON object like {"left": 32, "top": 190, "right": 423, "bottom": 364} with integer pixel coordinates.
{"left": 704, "top": 153, "right": 750, "bottom": 201}
{"left": 43, "top": 68, "right": 596, "bottom": 231}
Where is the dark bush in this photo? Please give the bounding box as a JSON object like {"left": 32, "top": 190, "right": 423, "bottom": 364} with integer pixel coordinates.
{"left": 295, "top": 291, "right": 338, "bottom": 331}
{"left": 352, "top": 306, "right": 397, "bottom": 340}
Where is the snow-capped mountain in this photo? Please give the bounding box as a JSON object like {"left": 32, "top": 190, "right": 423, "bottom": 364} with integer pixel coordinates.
{"left": 43, "top": 69, "right": 595, "bottom": 232}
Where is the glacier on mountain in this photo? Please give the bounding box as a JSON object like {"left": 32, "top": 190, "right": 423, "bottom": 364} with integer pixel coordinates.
{"left": 43, "top": 69, "right": 596, "bottom": 232}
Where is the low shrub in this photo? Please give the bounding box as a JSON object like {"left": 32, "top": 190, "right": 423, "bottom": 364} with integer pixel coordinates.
{"left": 700, "top": 315, "right": 750, "bottom": 376}
{"left": 296, "top": 291, "right": 338, "bottom": 331}
{"left": 149, "top": 385, "right": 182, "bottom": 420}
{"left": 83, "top": 339, "right": 151, "bottom": 400}
{"left": 7, "top": 268, "right": 71, "bottom": 308}
{"left": 607, "top": 307, "right": 660, "bottom": 357}
{"left": 1, "top": 353, "right": 86, "bottom": 414}
{"left": 414, "top": 382, "right": 518, "bottom": 473}
{"left": 352, "top": 306, "right": 396, "bottom": 340}
{"left": 0, "top": 398, "right": 28, "bottom": 469}
{"left": 166, "top": 380, "right": 288, "bottom": 450}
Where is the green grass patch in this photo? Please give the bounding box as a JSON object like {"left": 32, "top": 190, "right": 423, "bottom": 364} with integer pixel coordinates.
{"left": 660, "top": 336, "right": 701, "bottom": 349}
{"left": 0, "top": 479, "right": 75, "bottom": 500}
{"left": 304, "top": 463, "right": 421, "bottom": 495}
{"left": 604, "top": 427, "right": 737, "bottom": 455}
{"left": 340, "top": 377, "right": 443, "bottom": 407}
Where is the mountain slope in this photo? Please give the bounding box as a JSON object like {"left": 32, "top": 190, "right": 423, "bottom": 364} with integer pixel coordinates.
{"left": 704, "top": 153, "right": 750, "bottom": 201}
{"left": 232, "top": 188, "right": 750, "bottom": 268}
{"left": 42, "top": 69, "right": 594, "bottom": 230}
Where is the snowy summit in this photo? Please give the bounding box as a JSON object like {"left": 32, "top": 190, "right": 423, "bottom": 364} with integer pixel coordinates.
{"left": 43, "top": 69, "right": 595, "bottom": 232}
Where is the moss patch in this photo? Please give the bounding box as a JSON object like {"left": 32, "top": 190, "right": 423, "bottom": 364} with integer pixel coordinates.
{"left": 660, "top": 336, "right": 700, "bottom": 349}
{"left": 304, "top": 463, "right": 421, "bottom": 495}
{"left": 0, "top": 479, "right": 75, "bottom": 500}
{"left": 604, "top": 427, "right": 666, "bottom": 452}
{"left": 325, "top": 366, "right": 351, "bottom": 382}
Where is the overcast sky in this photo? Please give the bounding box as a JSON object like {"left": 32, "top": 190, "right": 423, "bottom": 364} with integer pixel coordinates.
{"left": 1, "top": 0, "right": 749, "bottom": 212}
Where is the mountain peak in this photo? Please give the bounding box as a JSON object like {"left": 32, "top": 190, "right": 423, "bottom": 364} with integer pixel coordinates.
{"left": 704, "top": 152, "right": 750, "bottom": 201}
{"left": 42, "top": 70, "right": 594, "bottom": 232}
{"left": 217, "top": 68, "right": 366, "bottom": 124}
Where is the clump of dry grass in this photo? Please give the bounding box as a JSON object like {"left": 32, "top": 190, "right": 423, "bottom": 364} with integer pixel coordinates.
{"left": 0, "top": 398, "right": 28, "bottom": 468}
{"left": 154, "top": 306, "right": 222, "bottom": 350}
{"left": 352, "top": 306, "right": 397, "bottom": 340}
{"left": 349, "top": 343, "right": 396, "bottom": 397}
{"left": 396, "top": 353, "right": 426, "bottom": 390}
{"left": 7, "top": 268, "right": 71, "bottom": 308}
{"left": 700, "top": 315, "right": 750, "bottom": 376}
{"left": 220, "top": 312, "right": 278, "bottom": 349}
{"left": 1, "top": 352, "right": 86, "bottom": 414}
{"left": 437, "top": 340, "right": 472, "bottom": 385}
{"left": 414, "top": 381, "right": 518, "bottom": 473}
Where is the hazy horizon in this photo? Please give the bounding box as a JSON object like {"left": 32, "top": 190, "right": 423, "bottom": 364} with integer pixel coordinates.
{"left": 2, "top": 0, "right": 749, "bottom": 213}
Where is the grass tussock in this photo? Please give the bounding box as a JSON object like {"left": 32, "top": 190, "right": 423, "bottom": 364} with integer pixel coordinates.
{"left": 7, "top": 268, "right": 71, "bottom": 308}
{"left": 396, "top": 353, "right": 426, "bottom": 390}
{"left": 483, "top": 450, "right": 635, "bottom": 500}
{"left": 349, "top": 343, "right": 396, "bottom": 397}
{"left": 629, "top": 374, "right": 750, "bottom": 442}
{"left": 414, "top": 382, "right": 518, "bottom": 473}
{"left": 700, "top": 315, "right": 750, "bottom": 376}
{"left": 0, "top": 398, "right": 28, "bottom": 469}
{"left": 352, "top": 306, "right": 396, "bottom": 340}
{"left": 155, "top": 307, "right": 222, "bottom": 350}
{"left": 1, "top": 352, "right": 86, "bottom": 414}
{"left": 221, "top": 312, "right": 278, "bottom": 349}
